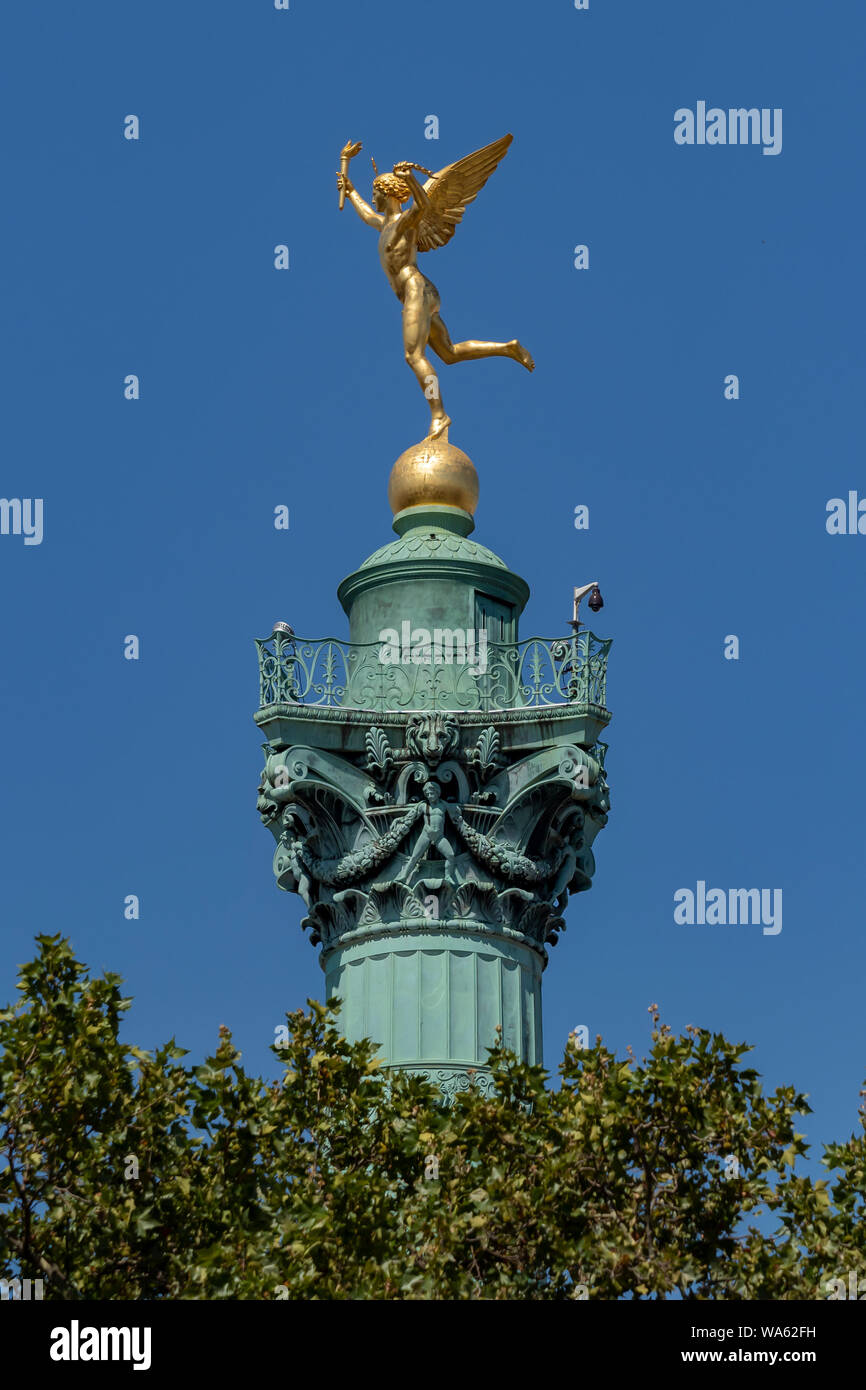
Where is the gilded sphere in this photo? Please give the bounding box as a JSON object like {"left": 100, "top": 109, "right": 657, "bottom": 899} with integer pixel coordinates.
{"left": 388, "top": 439, "right": 479, "bottom": 516}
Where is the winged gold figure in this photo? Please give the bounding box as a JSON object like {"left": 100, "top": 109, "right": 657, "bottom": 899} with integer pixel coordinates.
{"left": 337, "top": 134, "right": 534, "bottom": 440}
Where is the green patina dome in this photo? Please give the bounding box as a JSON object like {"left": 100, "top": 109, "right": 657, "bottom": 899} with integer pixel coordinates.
{"left": 338, "top": 505, "right": 530, "bottom": 639}
{"left": 358, "top": 526, "right": 509, "bottom": 572}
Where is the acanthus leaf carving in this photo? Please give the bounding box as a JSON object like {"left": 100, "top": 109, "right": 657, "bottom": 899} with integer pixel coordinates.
{"left": 364, "top": 726, "right": 394, "bottom": 796}
{"left": 257, "top": 707, "right": 609, "bottom": 953}
{"left": 468, "top": 725, "right": 502, "bottom": 799}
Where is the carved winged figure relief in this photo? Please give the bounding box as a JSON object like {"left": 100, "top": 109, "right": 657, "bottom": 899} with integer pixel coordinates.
{"left": 337, "top": 134, "right": 534, "bottom": 439}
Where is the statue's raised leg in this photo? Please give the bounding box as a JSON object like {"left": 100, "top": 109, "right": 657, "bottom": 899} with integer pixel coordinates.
{"left": 430, "top": 314, "right": 534, "bottom": 372}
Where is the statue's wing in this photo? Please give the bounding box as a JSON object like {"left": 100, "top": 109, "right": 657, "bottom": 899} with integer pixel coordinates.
{"left": 416, "top": 134, "right": 513, "bottom": 253}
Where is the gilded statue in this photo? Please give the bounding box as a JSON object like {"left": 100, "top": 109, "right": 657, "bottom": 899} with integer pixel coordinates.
{"left": 337, "top": 134, "right": 534, "bottom": 440}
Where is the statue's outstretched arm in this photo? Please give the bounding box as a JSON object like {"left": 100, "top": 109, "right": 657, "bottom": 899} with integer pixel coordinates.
{"left": 336, "top": 142, "right": 382, "bottom": 229}
{"left": 349, "top": 188, "right": 384, "bottom": 229}
{"left": 337, "top": 173, "right": 383, "bottom": 229}
{"left": 393, "top": 166, "right": 432, "bottom": 229}
{"left": 394, "top": 165, "right": 432, "bottom": 212}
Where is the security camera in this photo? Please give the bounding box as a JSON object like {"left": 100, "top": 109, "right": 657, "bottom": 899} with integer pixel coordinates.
{"left": 573, "top": 582, "right": 598, "bottom": 607}
{"left": 571, "top": 582, "right": 603, "bottom": 629}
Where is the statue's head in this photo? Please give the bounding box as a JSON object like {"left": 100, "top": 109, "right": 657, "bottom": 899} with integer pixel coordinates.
{"left": 423, "top": 781, "right": 441, "bottom": 805}
{"left": 372, "top": 173, "right": 411, "bottom": 210}
{"left": 370, "top": 155, "right": 411, "bottom": 212}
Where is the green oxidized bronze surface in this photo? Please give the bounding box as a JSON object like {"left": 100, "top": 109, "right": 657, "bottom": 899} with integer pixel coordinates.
{"left": 255, "top": 629, "right": 610, "bottom": 712}
{"left": 254, "top": 499, "right": 612, "bottom": 1095}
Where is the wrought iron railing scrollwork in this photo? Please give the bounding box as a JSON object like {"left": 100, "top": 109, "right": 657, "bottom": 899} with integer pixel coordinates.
{"left": 256, "top": 630, "right": 610, "bottom": 713}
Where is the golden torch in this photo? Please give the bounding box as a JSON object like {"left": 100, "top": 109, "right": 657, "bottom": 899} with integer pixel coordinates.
{"left": 338, "top": 139, "right": 363, "bottom": 210}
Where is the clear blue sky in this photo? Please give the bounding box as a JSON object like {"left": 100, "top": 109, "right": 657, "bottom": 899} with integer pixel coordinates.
{"left": 1, "top": 0, "right": 863, "bottom": 1175}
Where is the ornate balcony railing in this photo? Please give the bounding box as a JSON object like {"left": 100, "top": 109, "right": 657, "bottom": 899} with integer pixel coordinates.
{"left": 256, "top": 628, "right": 610, "bottom": 713}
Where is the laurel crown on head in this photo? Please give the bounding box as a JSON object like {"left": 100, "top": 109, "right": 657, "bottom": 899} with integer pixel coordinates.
{"left": 369, "top": 156, "right": 411, "bottom": 205}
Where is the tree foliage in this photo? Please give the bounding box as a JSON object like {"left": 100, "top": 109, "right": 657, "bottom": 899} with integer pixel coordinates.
{"left": 0, "top": 936, "right": 863, "bottom": 1299}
